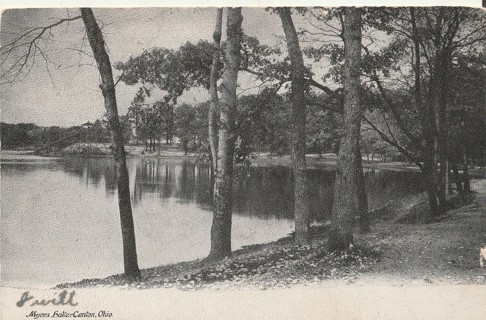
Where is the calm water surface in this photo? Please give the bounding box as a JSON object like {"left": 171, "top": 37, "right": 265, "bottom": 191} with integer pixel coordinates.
{"left": 1, "top": 155, "right": 423, "bottom": 287}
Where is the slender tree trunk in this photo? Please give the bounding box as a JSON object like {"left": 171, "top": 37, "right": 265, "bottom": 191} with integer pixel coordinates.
{"left": 207, "top": 7, "right": 243, "bottom": 261}
{"left": 135, "top": 115, "right": 139, "bottom": 144}
{"left": 427, "top": 12, "right": 454, "bottom": 215}
{"left": 452, "top": 161, "right": 463, "bottom": 193}
{"left": 328, "top": 8, "right": 363, "bottom": 252}
{"left": 424, "top": 158, "right": 440, "bottom": 215}
{"left": 446, "top": 159, "right": 453, "bottom": 195}
{"left": 209, "top": 8, "right": 223, "bottom": 173}
{"left": 436, "top": 51, "right": 449, "bottom": 212}
{"left": 426, "top": 62, "right": 444, "bottom": 216}
{"left": 411, "top": 8, "right": 441, "bottom": 217}
{"left": 410, "top": 8, "right": 422, "bottom": 111}
{"left": 81, "top": 8, "right": 140, "bottom": 279}
{"left": 357, "top": 147, "right": 369, "bottom": 233}
{"left": 183, "top": 140, "right": 188, "bottom": 155}
{"left": 278, "top": 7, "right": 310, "bottom": 244}
{"left": 463, "top": 146, "right": 470, "bottom": 192}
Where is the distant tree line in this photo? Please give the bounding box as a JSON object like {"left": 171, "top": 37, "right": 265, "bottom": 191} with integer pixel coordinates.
{"left": 4, "top": 91, "right": 483, "bottom": 166}
{"left": 0, "top": 118, "right": 131, "bottom": 153}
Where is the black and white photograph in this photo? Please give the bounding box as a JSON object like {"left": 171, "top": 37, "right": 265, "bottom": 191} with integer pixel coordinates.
{"left": 1, "top": 2, "right": 485, "bottom": 319}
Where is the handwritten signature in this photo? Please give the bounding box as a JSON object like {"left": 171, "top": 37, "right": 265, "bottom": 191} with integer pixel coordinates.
{"left": 17, "top": 290, "right": 78, "bottom": 308}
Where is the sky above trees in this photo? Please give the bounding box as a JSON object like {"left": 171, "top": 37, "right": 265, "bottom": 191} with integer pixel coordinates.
{"left": 0, "top": 8, "right": 284, "bottom": 126}
{"left": 1, "top": 4, "right": 481, "bottom": 126}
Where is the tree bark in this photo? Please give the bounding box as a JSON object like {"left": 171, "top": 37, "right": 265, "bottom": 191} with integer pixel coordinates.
{"left": 207, "top": 7, "right": 243, "bottom": 261}
{"left": 80, "top": 8, "right": 141, "bottom": 279}
{"left": 429, "top": 50, "right": 452, "bottom": 214}
{"left": 423, "top": 158, "right": 440, "bottom": 215}
{"left": 209, "top": 8, "right": 223, "bottom": 173}
{"left": 411, "top": 7, "right": 443, "bottom": 217}
{"left": 357, "top": 147, "right": 369, "bottom": 233}
{"left": 424, "top": 57, "right": 444, "bottom": 216}
{"left": 328, "top": 7, "right": 364, "bottom": 252}
{"left": 278, "top": 8, "right": 310, "bottom": 244}
{"left": 436, "top": 52, "right": 449, "bottom": 212}
{"left": 463, "top": 146, "right": 470, "bottom": 192}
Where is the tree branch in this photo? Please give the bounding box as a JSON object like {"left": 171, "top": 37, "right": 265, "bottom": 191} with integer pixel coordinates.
{"left": 362, "top": 115, "right": 424, "bottom": 170}
{"left": 305, "top": 77, "right": 339, "bottom": 96}
{"left": 1, "top": 15, "right": 82, "bottom": 80}
{"left": 114, "top": 70, "right": 125, "bottom": 87}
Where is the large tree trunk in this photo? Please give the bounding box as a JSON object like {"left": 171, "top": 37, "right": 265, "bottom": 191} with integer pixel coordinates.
{"left": 207, "top": 8, "right": 222, "bottom": 205}
{"left": 411, "top": 7, "right": 443, "bottom": 217}
{"left": 278, "top": 8, "right": 310, "bottom": 244}
{"left": 437, "top": 51, "right": 450, "bottom": 212}
{"left": 328, "top": 7, "right": 364, "bottom": 252}
{"left": 427, "top": 9, "right": 454, "bottom": 215}
{"left": 81, "top": 8, "right": 140, "bottom": 279}
{"left": 208, "top": 8, "right": 223, "bottom": 173}
{"left": 428, "top": 49, "right": 452, "bottom": 215}
{"left": 207, "top": 7, "right": 243, "bottom": 261}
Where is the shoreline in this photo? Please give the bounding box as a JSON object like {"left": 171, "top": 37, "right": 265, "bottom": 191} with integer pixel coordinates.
{"left": 3, "top": 148, "right": 485, "bottom": 177}
{"left": 52, "top": 180, "right": 486, "bottom": 291}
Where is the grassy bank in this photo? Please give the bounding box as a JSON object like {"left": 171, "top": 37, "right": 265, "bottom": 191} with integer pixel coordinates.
{"left": 57, "top": 180, "right": 486, "bottom": 290}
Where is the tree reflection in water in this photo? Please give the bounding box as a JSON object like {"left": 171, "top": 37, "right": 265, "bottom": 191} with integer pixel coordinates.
{"left": 64, "top": 157, "right": 425, "bottom": 221}
{"left": 72, "top": 158, "right": 423, "bottom": 221}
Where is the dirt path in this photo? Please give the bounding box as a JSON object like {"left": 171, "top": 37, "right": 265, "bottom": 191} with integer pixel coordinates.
{"left": 357, "top": 179, "right": 486, "bottom": 285}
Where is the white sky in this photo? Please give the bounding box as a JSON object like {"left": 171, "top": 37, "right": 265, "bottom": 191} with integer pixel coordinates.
{"left": 1, "top": 3, "right": 483, "bottom": 127}
{"left": 1, "top": 8, "right": 289, "bottom": 126}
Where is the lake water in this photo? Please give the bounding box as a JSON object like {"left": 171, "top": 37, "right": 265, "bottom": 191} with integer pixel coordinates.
{"left": 1, "top": 155, "right": 424, "bottom": 288}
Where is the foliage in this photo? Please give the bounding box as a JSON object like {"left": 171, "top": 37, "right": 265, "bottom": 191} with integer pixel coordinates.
{"left": 127, "top": 95, "right": 175, "bottom": 146}
{"left": 306, "top": 104, "right": 342, "bottom": 155}
{"left": 168, "top": 91, "right": 294, "bottom": 159}
{"left": 236, "top": 88, "right": 291, "bottom": 156}
{"left": 447, "top": 53, "right": 486, "bottom": 164}
{"left": 174, "top": 103, "right": 197, "bottom": 154}
{"left": 115, "top": 35, "right": 282, "bottom": 104}
{"left": 1, "top": 122, "right": 38, "bottom": 149}
{"left": 0, "top": 121, "right": 111, "bottom": 152}
{"left": 114, "top": 42, "right": 213, "bottom": 103}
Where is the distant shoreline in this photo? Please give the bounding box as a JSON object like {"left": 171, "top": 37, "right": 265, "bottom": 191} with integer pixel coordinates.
{"left": 2, "top": 148, "right": 485, "bottom": 178}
